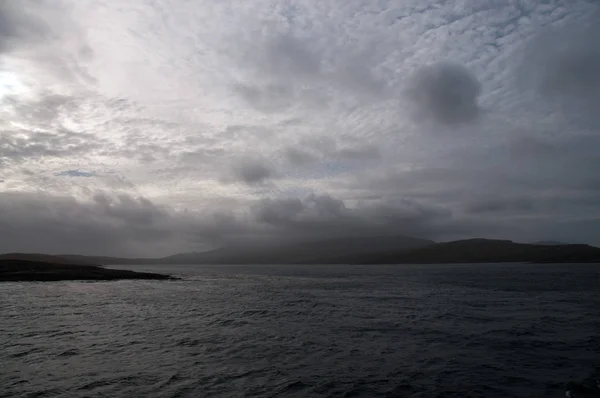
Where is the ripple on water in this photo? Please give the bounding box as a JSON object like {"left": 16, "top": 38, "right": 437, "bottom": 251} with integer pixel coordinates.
{"left": 1, "top": 263, "right": 599, "bottom": 398}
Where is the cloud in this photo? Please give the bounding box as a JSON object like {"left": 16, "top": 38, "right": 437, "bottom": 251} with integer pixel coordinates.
{"left": 335, "top": 144, "right": 381, "bottom": 162}
{"left": 283, "top": 139, "right": 380, "bottom": 167}
{"left": 284, "top": 147, "right": 318, "bottom": 165}
{"left": 234, "top": 83, "right": 295, "bottom": 113}
{"left": 231, "top": 23, "right": 387, "bottom": 112}
{"left": 520, "top": 20, "right": 600, "bottom": 126}
{"left": 0, "top": 0, "right": 91, "bottom": 87}
{"left": 3, "top": 93, "right": 79, "bottom": 124}
{"left": 55, "top": 170, "right": 98, "bottom": 178}
{"left": 251, "top": 194, "right": 453, "bottom": 241}
{"left": 0, "top": 190, "right": 453, "bottom": 255}
{"left": 465, "top": 196, "right": 535, "bottom": 214}
{"left": 0, "top": 128, "right": 104, "bottom": 166}
{"left": 0, "top": 191, "right": 181, "bottom": 256}
{"left": 407, "top": 62, "right": 481, "bottom": 125}
{"left": 2, "top": 1, "right": 600, "bottom": 254}
{"left": 0, "top": 2, "right": 50, "bottom": 52}
{"left": 254, "top": 194, "right": 347, "bottom": 226}
{"left": 228, "top": 157, "right": 276, "bottom": 185}
{"left": 257, "top": 33, "right": 321, "bottom": 79}
{"left": 523, "top": 22, "right": 600, "bottom": 98}
{"left": 0, "top": 128, "right": 103, "bottom": 166}
{"left": 331, "top": 51, "right": 388, "bottom": 97}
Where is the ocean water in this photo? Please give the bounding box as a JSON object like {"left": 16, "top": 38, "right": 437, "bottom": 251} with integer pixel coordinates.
{"left": 1, "top": 263, "right": 598, "bottom": 398}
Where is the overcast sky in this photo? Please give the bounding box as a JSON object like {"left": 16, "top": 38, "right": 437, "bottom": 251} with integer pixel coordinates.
{"left": 1, "top": 0, "right": 599, "bottom": 256}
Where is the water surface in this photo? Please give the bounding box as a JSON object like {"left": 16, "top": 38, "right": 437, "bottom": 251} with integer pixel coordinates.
{"left": 1, "top": 263, "right": 598, "bottom": 397}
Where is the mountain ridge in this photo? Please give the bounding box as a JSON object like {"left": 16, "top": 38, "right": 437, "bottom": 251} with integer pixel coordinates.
{"left": 321, "top": 239, "right": 600, "bottom": 264}
{"left": 2, "top": 237, "right": 599, "bottom": 265}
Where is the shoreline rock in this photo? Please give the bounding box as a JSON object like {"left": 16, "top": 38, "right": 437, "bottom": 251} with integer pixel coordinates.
{"left": 0, "top": 259, "right": 177, "bottom": 282}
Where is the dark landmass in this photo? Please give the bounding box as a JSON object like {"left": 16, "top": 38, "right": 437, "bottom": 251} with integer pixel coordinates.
{"left": 51, "top": 235, "right": 433, "bottom": 265}
{"left": 315, "top": 239, "right": 600, "bottom": 264}
{"left": 3, "top": 237, "right": 599, "bottom": 266}
{"left": 160, "top": 235, "right": 434, "bottom": 265}
{"left": 531, "top": 240, "right": 570, "bottom": 246}
{"left": 0, "top": 259, "right": 176, "bottom": 282}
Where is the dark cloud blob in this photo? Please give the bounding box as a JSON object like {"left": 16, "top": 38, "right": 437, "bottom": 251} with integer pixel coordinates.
{"left": 229, "top": 158, "right": 275, "bottom": 185}
{"left": 407, "top": 62, "right": 481, "bottom": 125}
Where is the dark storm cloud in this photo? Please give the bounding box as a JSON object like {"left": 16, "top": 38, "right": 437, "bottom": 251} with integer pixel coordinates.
{"left": 229, "top": 158, "right": 275, "bottom": 185}
{"left": 407, "top": 62, "right": 481, "bottom": 125}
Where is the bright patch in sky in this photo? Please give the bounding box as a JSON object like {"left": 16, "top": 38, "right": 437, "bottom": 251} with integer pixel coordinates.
{"left": 0, "top": 71, "right": 26, "bottom": 99}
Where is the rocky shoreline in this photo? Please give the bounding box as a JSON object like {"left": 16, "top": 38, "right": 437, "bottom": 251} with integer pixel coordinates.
{"left": 0, "top": 259, "right": 177, "bottom": 282}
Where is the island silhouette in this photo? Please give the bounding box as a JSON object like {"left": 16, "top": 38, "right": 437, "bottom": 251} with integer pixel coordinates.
{"left": 2, "top": 236, "right": 599, "bottom": 282}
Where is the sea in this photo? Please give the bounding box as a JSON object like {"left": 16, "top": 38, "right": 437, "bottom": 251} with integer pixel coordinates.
{"left": 1, "top": 263, "right": 598, "bottom": 398}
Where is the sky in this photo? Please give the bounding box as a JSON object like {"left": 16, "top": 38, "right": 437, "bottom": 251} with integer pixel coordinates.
{"left": 1, "top": 0, "right": 599, "bottom": 256}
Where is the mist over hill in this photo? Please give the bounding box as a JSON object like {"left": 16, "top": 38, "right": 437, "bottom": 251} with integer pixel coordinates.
{"left": 3, "top": 236, "right": 599, "bottom": 266}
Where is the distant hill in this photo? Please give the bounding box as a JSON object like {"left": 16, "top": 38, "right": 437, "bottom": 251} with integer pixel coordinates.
{"left": 4, "top": 236, "right": 598, "bottom": 266}
{"left": 314, "top": 239, "right": 600, "bottom": 264}
{"left": 2, "top": 235, "right": 433, "bottom": 266}
{"left": 159, "top": 235, "right": 435, "bottom": 264}
{"left": 59, "top": 254, "right": 157, "bottom": 266}
{"left": 531, "top": 240, "right": 570, "bottom": 246}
